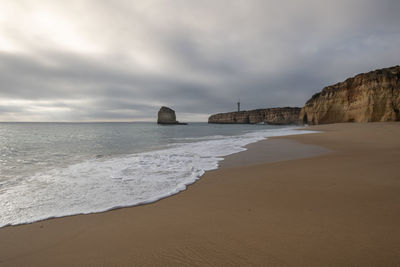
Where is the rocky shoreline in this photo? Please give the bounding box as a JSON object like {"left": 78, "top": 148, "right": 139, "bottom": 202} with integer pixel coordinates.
{"left": 208, "top": 65, "right": 400, "bottom": 125}
{"left": 208, "top": 107, "right": 301, "bottom": 125}
{"left": 300, "top": 65, "right": 400, "bottom": 124}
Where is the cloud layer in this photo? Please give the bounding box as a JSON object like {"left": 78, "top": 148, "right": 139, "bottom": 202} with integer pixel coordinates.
{"left": 0, "top": 0, "right": 399, "bottom": 121}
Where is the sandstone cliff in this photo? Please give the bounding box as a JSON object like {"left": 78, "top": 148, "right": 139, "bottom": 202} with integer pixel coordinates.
{"left": 208, "top": 107, "right": 301, "bottom": 125}
{"left": 300, "top": 66, "right": 400, "bottom": 124}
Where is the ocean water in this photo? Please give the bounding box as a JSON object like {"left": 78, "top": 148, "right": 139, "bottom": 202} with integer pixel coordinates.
{"left": 0, "top": 122, "right": 314, "bottom": 227}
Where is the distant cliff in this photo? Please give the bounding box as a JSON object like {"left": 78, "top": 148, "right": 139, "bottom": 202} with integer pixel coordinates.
{"left": 209, "top": 66, "right": 400, "bottom": 125}
{"left": 208, "top": 107, "right": 301, "bottom": 125}
{"left": 300, "top": 66, "right": 400, "bottom": 124}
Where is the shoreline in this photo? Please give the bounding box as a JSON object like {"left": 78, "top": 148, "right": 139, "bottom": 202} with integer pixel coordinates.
{"left": 0, "top": 126, "right": 316, "bottom": 229}
{"left": 1, "top": 122, "right": 399, "bottom": 266}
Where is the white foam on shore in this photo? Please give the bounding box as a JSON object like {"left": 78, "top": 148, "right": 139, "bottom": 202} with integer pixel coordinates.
{"left": 0, "top": 127, "right": 317, "bottom": 228}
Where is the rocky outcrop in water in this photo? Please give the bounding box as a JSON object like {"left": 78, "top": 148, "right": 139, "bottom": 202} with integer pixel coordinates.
{"left": 157, "top": 106, "right": 187, "bottom": 125}
{"left": 208, "top": 107, "right": 301, "bottom": 125}
{"left": 300, "top": 66, "right": 400, "bottom": 124}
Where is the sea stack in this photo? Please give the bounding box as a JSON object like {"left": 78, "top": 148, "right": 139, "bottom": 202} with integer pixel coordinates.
{"left": 157, "top": 106, "right": 187, "bottom": 125}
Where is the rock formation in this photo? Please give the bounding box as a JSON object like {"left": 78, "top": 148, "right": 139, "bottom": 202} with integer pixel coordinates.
{"left": 300, "top": 65, "right": 400, "bottom": 124}
{"left": 157, "top": 106, "right": 187, "bottom": 125}
{"left": 208, "top": 107, "right": 301, "bottom": 125}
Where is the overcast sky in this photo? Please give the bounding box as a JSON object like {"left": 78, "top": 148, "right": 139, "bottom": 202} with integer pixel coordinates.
{"left": 0, "top": 0, "right": 399, "bottom": 122}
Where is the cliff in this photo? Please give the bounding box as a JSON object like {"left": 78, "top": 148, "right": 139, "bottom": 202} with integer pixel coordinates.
{"left": 208, "top": 107, "right": 301, "bottom": 125}
{"left": 300, "top": 66, "right": 400, "bottom": 124}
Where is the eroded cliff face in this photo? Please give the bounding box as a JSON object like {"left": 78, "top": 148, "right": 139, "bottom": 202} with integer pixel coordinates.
{"left": 208, "top": 107, "right": 301, "bottom": 125}
{"left": 300, "top": 66, "right": 400, "bottom": 124}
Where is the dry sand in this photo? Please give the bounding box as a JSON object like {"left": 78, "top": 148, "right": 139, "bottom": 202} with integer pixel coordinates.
{"left": 0, "top": 122, "right": 399, "bottom": 266}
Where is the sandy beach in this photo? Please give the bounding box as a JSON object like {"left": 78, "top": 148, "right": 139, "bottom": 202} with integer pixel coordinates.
{"left": 0, "top": 122, "right": 399, "bottom": 266}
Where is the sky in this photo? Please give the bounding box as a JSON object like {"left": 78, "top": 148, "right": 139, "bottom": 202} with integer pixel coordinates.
{"left": 0, "top": 0, "right": 399, "bottom": 122}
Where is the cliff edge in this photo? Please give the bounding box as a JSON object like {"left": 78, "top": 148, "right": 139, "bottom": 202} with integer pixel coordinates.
{"left": 300, "top": 66, "right": 400, "bottom": 124}
{"left": 208, "top": 107, "right": 301, "bottom": 125}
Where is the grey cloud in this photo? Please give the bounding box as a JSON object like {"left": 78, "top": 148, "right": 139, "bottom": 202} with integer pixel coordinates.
{"left": 0, "top": 0, "right": 399, "bottom": 121}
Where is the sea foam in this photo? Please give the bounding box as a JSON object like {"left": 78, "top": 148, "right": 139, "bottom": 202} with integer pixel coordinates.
{"left": 0, "top": 127, "right": 316, "bottom": 227}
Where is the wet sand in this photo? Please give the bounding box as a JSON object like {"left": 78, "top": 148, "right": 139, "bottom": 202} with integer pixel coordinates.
{"left": 220, "top": 137, "right": 331, "bottom": 168}
{"left": 0, "top": 122, "right": 399, "bottom": 266}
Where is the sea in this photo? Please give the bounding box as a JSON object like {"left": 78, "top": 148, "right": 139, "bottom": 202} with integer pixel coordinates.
{"left": 0, "top": 122, "right": 314, "bottom": 228}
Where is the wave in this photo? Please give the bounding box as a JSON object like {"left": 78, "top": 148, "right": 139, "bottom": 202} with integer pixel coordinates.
{"left": 0, "top": 127, "right": 317, "bottom": 228}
